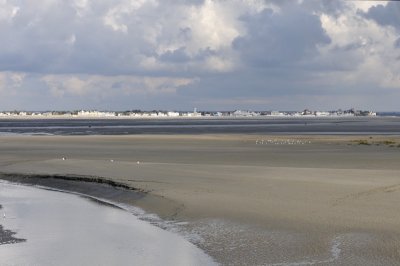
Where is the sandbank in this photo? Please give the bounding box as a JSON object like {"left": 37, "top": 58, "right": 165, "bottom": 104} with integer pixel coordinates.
{"left": 1, "top": 134, "right": 400, "bottom": 265}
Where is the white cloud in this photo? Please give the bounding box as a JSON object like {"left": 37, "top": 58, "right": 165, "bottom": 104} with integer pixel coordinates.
{"left": 204, "top": 56, "right": 236, "bottom": 72}
{"left": 185, "top": 0, "right": 240, "bottom": 53}
{"left": 0, "top": 72, "right": 25, "bottom": 93}
{"left": 318, "top": 2, "right": 400, "bottom": 90}
{"left": 72, "top": 0, "right": 90, "bottom": 17}
{"left": 41, "top": 74, "right": 196, "bottom": 98}
{"left": 351, "top": 0, "right": 387, "bottom": 12}
{"left": 103, "top": 0, "right": 157, "bottom": 33}
{"left": 0, "top": 0, "right": 19, "bottom": 22}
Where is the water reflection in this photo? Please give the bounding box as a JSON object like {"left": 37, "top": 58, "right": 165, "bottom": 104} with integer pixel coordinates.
{"left": 0, "top": 181, "right": 215, "bottom": 266}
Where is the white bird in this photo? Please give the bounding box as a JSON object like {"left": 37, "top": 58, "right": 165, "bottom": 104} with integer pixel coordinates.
{"left": 110, "top": 159, "right": 114, "bottom": 162}
{"left": 137, "top": 161, "right": 140, "bottom": 164}
{"left": 62, "top": 157, "right": 66, "bottom": 161}
{"left": 3, "top": 213, "right": 5, "bottom": 219}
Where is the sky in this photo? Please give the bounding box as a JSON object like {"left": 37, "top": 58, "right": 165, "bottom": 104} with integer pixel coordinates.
{"left": 0, "top": 0, "right": 399, "bottom": 111}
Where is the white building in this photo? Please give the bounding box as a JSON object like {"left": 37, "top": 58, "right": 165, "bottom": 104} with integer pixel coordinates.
{"left": 76, "top": 110, "right": 116, "bottom": 117}
{"left": 167, "top": 111, "right": 180, "bottom": 117}
{"left": 315, "top": 111, "right": 330, "bottom": 116}
{"left": 270, "top": 111, "right": 285, "bottom": 116}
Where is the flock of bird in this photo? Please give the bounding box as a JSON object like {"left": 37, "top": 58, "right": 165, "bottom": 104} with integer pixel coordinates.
{"left": 255, "top": 139, "right": 311, "bottom": 145}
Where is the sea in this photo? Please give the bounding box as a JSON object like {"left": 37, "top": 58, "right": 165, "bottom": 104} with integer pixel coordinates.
{"left": 0, "top": 116, "right": 400, "bottom": 135}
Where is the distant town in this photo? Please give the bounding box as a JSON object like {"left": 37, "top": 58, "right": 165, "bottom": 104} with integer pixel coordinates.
{"left": 0, "top": 108, "right": 378, "bottom": 118}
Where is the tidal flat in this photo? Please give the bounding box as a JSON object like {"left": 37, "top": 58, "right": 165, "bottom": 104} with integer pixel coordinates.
{"left": 1, "top": 134, "right": 400, "bottom": 265}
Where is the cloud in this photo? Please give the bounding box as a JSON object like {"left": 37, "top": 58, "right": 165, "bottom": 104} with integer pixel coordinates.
{"left": 0, "top": 72, "right": 25, "bottom": 93}
{"left": 361, "top": 2, "right": 400, "bottom": 30}
{"left": 395, "top": 38, "right": 400, "bottom": 49}
{"left": 41, "top": 74, "right": 196, "bottom": 98}
{"left": 0, "top": 1, "right": 19, "bottom": 22}
{"left": 233, "top": 5, "right": 331, "bottom": 68}
{"left": 103, "top": 0, "right": 157, "bottom": 34}
{"left": 0, "top": 0, "right": 260, "bottom": 75}
{"left": 321, "top": 2, "right": 400, "bottom": 91}
{"left": 360, "top": 2, "right": 400, "bottom": 51}
{"left": 0, "top": 0, "right": 400, "bottom": 111}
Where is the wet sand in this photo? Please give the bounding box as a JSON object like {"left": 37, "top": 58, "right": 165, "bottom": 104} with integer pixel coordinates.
{"left": 1, "top": 134, "right": 400, "bottom": 265}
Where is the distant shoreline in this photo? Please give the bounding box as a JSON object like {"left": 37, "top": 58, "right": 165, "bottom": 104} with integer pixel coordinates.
{"left": 0, "top": 109, "right": 390, "bottom": 119}
{"left": 0, "top": 115, "right": 386, "bottom": 120}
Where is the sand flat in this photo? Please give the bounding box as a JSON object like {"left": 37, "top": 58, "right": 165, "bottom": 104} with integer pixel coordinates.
{"left": 1, "top": 134, "right": 400, "bottom": 265}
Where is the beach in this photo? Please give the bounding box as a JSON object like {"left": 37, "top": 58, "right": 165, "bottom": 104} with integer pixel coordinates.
{"left": 1, "top": 134, "right": 400, "bottom": 265}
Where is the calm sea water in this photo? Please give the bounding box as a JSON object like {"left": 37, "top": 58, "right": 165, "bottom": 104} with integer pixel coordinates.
{"left": 0, "top": 181, "right": 215, "bottom": 266}
{"left": 0, "top": 117, "right": 400, "bottom": 135}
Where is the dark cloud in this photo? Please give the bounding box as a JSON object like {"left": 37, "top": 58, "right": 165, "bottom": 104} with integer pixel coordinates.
{"left": 233, "top": 5, "right": 330, "bottom": 68}
{"left": 158, "top": 47, "right": 217, "bottom": 63}
{"left": 361, "top": 2, "right": 400, "bottom": 30}
{"left": 300, "top": 0, "right": 346, "bottom": 16}
{"left": 395, "top": 38, "right": 400, "bottom": 49}
{"left": 333, "top": 42, "right": 365, "bottom": 52}
{"left": 159, "top": 47, "right": 191, "bottom": 63}
{"left": 267, "top": 0, "right": 346, "bottom": 16}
